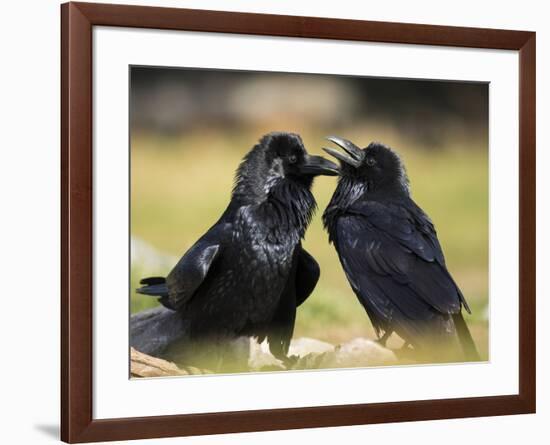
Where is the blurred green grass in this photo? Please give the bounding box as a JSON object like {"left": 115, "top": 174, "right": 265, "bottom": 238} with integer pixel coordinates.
{"left": 130, "top": 128, "right": 488, "bottom": 360}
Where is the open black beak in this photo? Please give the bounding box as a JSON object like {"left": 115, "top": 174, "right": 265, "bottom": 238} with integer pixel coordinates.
{"left": 323, "top": 136, "right": 364, "bottom": 168}
{"left": 299, "top": 154, "right": 340, "bottom": 176}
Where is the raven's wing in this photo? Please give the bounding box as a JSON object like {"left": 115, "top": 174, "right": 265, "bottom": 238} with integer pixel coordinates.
{"left": 267, "top": 246, "right": 319, "bottom": 363}
{"left": 165, "top": 225, "right": 226, "bottom": 310}
{"left": 334, "top": 199, "right": 468, "bottom": 345}
{"left": 295, "top": 247, "right": 320, "bottom": 307}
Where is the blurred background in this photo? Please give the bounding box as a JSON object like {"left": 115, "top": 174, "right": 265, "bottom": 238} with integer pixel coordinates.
{"left": 130, "top": 67, "right": 489, "bottom": 360}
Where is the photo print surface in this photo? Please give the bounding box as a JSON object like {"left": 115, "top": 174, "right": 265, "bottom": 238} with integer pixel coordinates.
{"left": 129, "top": 66, "right": 488, "bottom": 376}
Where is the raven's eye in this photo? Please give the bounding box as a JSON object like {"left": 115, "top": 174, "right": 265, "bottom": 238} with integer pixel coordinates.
{"left": 288, "top": 155, "right": 297, "bottom": 164}
{"left": 366, "top": 157, "right": 376, "bottom": 166}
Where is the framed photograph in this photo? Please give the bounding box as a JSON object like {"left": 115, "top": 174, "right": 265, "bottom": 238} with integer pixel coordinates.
{"left": 61, "top": 2, "right": 536, "bottom": 443}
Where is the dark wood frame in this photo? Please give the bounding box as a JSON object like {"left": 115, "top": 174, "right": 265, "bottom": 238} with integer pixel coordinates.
{"left": 61, "top": 2, "right": 536, "bottom": 443}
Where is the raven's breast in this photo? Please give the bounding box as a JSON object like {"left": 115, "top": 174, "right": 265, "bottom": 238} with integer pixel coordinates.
{"left": 236, "top": 236, "right": 294, "bottom": 322}
{"left": 185, "top": 208, "right": 298, "bottom": 338}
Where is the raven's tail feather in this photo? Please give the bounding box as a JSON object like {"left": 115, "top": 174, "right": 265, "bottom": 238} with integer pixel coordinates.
{"left": 139, "top": 276, "right": 166, "bottom": 286}
{"left": 136, "top": 276, "right": 177, "bottom": 310}
{"left": 453, "top": 313, "right": 480, "bottom": 361}
{"left": 136, "top": 276, "right": 169, "bottom": 297}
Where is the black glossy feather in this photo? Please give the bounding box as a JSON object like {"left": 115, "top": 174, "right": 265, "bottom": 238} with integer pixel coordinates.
{"left": 136, "top": 132, "right": 335, "bottom": 364}
{"left": 295, "top": 247, "right": 320, "bottom": 307}
{"left": 323, "top": 139, "right": 479, "bottom": 360}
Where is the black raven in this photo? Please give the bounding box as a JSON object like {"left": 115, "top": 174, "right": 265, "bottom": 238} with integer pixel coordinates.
{"left": 137, "top": 132, "right": 338, "bottom": 368}
{"left": 322, "top": 136, "right": 480, "bottom": 361}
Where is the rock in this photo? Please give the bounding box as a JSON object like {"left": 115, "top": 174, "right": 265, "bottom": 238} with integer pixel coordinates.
{"left": 248, "top": 339, "right": 284, "bottom": 371}
{"left": 132, "top": 332, "right": 397, "bottom": 376}
{"left": 130, "top": 307, "right": 250, "bottom": 371}
{"left": 163, "top": 336, "right": 251, "bottom": 373}
{"left": 130, "top": 347, "right": 212, "bottom": 378}
{"left": 248, "top": 337, "right": 397, "bottom": 371}
{"left": 130, "top": 306, "right": 189, "bottom": 356}
{"left": 289, "top": 337, "right": 335, "bottom": 356}
{"left": 319, "top": 338, "right": 398, "bottom": 369}
{"left": 248, "top": 337, "right": 334, "bottom": 371}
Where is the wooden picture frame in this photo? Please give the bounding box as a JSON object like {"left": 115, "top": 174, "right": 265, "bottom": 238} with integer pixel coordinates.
{"left": 61, "top": 2, "right": 536, "bottom": 442}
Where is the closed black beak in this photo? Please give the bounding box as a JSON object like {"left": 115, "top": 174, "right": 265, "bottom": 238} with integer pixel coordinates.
{"left": 299, "top": 155, "right": 340, "bottom": 176}
{"left": 323, "top": 136, "right": 364, "bottom": 168}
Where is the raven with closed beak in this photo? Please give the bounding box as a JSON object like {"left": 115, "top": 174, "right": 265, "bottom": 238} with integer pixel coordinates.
{"left": 137, "top": 132, "right": 339, "bottom": 367}
{"left": 322, "top": 136, "right": 479, "bottom": 361}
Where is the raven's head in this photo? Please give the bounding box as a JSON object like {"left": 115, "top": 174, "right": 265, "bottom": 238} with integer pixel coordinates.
{"left": 233, "top": 132, "right": 339, "bottom": 203}
{"left": 323, "top": 136, "right": 409, "bottom": 196}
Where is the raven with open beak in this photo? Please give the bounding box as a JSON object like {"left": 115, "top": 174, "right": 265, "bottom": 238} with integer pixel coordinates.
{"left": 323, "top": 136, "right": 479, "bottom": 362}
